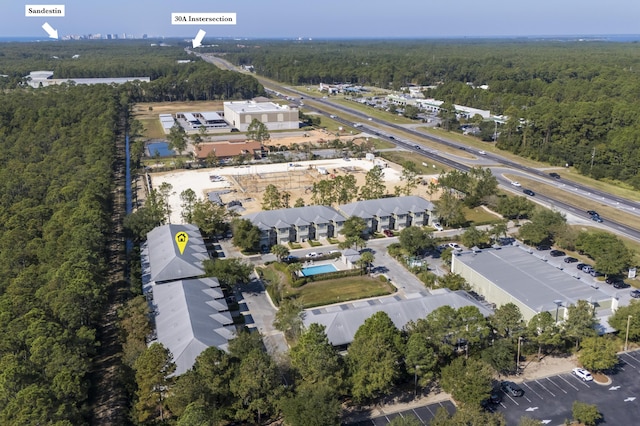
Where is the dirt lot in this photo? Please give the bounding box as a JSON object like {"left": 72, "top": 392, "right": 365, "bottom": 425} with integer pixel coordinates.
{"left": 149, "top": 157, "right": 438, "bottom": 224}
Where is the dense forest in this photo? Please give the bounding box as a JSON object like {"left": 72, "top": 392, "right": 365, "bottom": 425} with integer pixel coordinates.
{"left": 209, "top": 39, "right": 640, "bottom": 187}
{"left": 0, "top": 40, "right": 268, "bottom": 424}
{"left": 0, "top": 84, "right": 120, "bottom": 424}
{"left": 0, "top": 41, "right": 265, "bottom": 101}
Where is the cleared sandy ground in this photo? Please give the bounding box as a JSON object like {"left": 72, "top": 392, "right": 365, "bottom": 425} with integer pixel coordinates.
{"left": 149, "top": 157, "right": 438, "bottom": 224}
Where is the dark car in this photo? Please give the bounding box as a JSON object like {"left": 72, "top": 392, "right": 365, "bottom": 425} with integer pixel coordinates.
{"left": 523, "top": 189, "right": 535, "bottom": 196}
{"left": 613, "top": 281, "right": 629, "bottom": 289}
{"left": 564, "top": 256, "right": 578, "bottom": 263}
{"left": 501, "top": 381, "right": 524, "bottom": 397}
{"left": 550, "top": 250, "right": 566, "bottom": 257}
{"left": 576, "top": 263, "right": 589, "bottom": 270}
{"left": 536, "top": 245, "right": 551, "bottom": 251}
{"left": 549, "top": 172, "right": 561, "bottom": 179}
{"left": 383, "top": 229, "right": 394, "bottom": 237}
{"left": 591, "top": 215, "right": 603, "bottom": 223}
{"left": 631, "top": 290, "right": 640, "bottom": 299}
{"left": 587, "top": 210, "right": 598, "bottom": 216}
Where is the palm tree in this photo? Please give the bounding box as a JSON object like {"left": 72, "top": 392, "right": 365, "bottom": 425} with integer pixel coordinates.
{"left": 287, "top": 262, "right": 302, "bottom": 280}
{"left": 359, "top": 251, "right": 375, "bottom": 275}
{"left": 271, "top": 244, "right": 290, "bottom": 262}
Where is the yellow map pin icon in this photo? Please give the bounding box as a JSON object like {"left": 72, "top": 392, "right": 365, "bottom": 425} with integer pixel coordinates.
{"left": 175, "top": 231, "right": 189, "bottom": 255}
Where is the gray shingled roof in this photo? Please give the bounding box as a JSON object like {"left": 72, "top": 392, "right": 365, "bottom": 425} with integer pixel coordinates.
{"left": 146, "top": 224, "right": 208, "bottom": 283}
{"left": 303, "top": 290, "right": 492, "bottom": 347}
{"left": 452, "top": 245, "right": 612, "bottom": 314}
{"left": 244, "top": 205, "right": 345, "bottom": 228}
{"left": 338, "top": 195, "right": 434, "bottom": 219}
{"left": 152, "top": 277, "right": 235, "bottom": 376}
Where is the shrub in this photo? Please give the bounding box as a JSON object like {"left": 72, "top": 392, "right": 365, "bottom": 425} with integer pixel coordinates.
{"left": 292, "top": 278, "right": 308, "bottom": 288}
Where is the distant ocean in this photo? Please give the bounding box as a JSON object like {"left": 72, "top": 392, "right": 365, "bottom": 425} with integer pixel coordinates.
{"left": 0, "top": 37, "right": 53, "bottom": 42}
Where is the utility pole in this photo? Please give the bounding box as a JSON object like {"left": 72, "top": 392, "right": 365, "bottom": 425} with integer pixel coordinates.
{"left": 516, "top": 336, "right": 523, "bottom": 374}
{"left": 590, "top": 147, "right": 596, "bottom": 174}
{"left": 625, "top": 315, "right": 633, "bottom": 351}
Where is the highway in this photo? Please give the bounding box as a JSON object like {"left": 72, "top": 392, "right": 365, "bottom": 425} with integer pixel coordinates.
{"left": 190, "top": 49, "right": 640, "bottom": 242}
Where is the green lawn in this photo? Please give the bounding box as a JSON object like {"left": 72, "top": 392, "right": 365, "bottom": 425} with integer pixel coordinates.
{"left": 290, "top": 275, "right": 396, "bottom": 308}
{"left": 380, "top": 151, "right": 452, "bottom": 174}
{"left": 463, "top": 206, "right": 503, "bottom": 226}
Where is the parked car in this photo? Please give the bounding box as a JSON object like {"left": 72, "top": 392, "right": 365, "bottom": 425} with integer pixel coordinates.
{"left": 550, "top": 250, "right": 566, "bottom": 257}
{"left": 536, "top": 245, "right": 551, "bottom": 251}
{"left": 501, "top": 381, "right": 524, "bottom": 397}
{"left": 549, "top": 172, "right": 561, "bottom": 179}
{"left": 564, "top": 256, "right": 578, "bottom": 263}
{"left": 306, "top": 252, "right": 318, "bottom": 258}
{"left": 448, "top": 242, "right": 462, "bottom": 251}
{"left": 383, "top": 229, "right": 394, "bottom": 237}
{"left": 613, "top": 280, "right": 628, "bottom": 288}
{"left": 572, "top": 368, "right": 593, "bottom": 381}
{"left": 432, "top": 222, "right": 444, "bottom": 231}
{"left": 582, "top": 265, "right": 594, "bottom": 274}
{"left": 510, "top": 181, "right": 521, "bottom": 187}
{"left": 631, "top": 289, "right": 640, "bottom": 298}
{"left": 576, "top": 263, "right": 589, "bottom": 270}
{"left": 589, "top": 269, "right": 601, "bottom": 277}
{"left": 523, "top": 189, "right": 535, "bottom": 196}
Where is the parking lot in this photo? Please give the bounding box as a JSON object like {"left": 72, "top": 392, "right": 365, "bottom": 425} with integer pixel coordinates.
{"left": 349, "top": 349, "right": 640, "bottom": 425}
{"left": 347, "top": 400, "right": 456, "bottom": 425}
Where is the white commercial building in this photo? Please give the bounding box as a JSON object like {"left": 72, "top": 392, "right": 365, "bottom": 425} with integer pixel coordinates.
{"left": 223, "top": 100, "right": 299, "bottom": 132}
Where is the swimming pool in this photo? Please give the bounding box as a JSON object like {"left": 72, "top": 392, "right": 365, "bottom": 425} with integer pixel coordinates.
{"left": 147, "top": 141, "right": 175, "bottom": 157}
{"left": 301, "top": 264, "right": 338, "bottom": 276}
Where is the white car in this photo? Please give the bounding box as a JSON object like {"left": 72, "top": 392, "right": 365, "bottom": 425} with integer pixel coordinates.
{"left": 306, "top": 252, "right": 318, "bottom": 258}
{"left": 572, "top": 368, "right": 593, "bottom": 381}
{"left": 478, "top": 150, "right": 486, "bottom": 155}
{"left": 432, "top": 222, "right": 444, "bottom": 231}
{"left": 510, "top": 181, "right": 521, "bottom": 187}
{"left": 448, "top": 242, "right": 462, "bottom": 251}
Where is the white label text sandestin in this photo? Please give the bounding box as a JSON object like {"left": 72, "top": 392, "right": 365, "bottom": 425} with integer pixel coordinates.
{"left": 25, "top": 5, "right": 66, "bottom": 17}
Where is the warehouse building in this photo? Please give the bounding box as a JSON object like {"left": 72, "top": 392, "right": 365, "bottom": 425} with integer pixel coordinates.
{"left": 223, "top": 100, "right": 299, "bottom": 132}
{"left": 451, "top": 245, "right": 616, "bottom": 326}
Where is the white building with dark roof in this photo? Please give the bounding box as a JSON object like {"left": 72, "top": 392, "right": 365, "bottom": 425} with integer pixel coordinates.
{"left": 303, "top": 290, "right": 492, "bottom": 348}
{"left": 244, "top": 205, "right": 346, "bottom": 247}
{"left": 338, "top": 196, "right": 435, "bottom": 233}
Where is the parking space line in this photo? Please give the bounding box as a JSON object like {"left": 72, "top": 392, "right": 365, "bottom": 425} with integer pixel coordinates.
{"left": 534, "top": 379, "right": 556, "bottom": 397}
{"left": 557, "top": 375, "right": 581, "bottom": 391}
{"left": 503, "top": 391, "right": 520, "bottom": 406}
{"left": 546, "top": 377, "right": 568, "bottom": 394}
{"left": 621, "top": 356, "right": 639, "bottom": 369}
{"left": 568, "top": 374, "right": 592, "bottom": 388}
{"left": 523, "top": 382, "right": 545, "bottom": 400}
{"left": 409, "top": 408, "right": 426, "bottom": 425}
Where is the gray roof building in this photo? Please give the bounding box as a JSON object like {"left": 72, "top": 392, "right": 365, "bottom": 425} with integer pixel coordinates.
{"left": 303, "top": 290, "right": 492, "bottom": 347}
{"left": 451, "top": 245, "right": 616, "bottom": 323}
{"left": 151, "top": 277, "right": 235, "bottom": 376}
{"left": 338, "top": 196, "right": 435, "bottom": 232}
{"left": 146, "top": 224, "right": 208, "bottom": 283}
{"left": 244, "top": 205, "right": 346, "bottom": 245}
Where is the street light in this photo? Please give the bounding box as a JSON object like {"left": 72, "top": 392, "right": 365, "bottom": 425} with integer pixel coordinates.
{"left": 414, "top": 365, "right": 422, "bottom": 398}
{"left": 625, "top": 315, "right": 633, "bottom": 352}
{"left": 554, "top": 300, "right": 563, "bottom": 324}
{"left": 516, "top": 336, "right": 524, "bottom": 375}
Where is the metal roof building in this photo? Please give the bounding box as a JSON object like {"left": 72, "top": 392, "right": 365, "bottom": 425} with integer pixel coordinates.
{"left": 338, "top": 196, "right": 435, "bottom": 233}
{"left": 145, "top": 224, "right": 208, "bottom": 283}
{"left": 151, "top": 277, "right": 235, "bottom": 376}
{"left": 223, "top": 100, "right": 299, "bottom": 132}
{"left": 451, "top": 245, "right": 617, "bottom": 323}
{"left": 303, "top": 290, "right": 492, "bottom": 347}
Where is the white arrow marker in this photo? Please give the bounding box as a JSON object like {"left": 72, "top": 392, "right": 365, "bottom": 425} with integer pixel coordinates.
{"left": 624, "top": 396, "right": 636, "bottom": 402}
{"left": 541, "top": 421, "right": 552, "bottom": 425}
{"left": 192, "top": 29, "right": 206, "bottom": 48}
{"left": 42, "top": 22, "right": 58, "bottom": 39}
{"left": 609, "top": 386, "right": 621, "bottom": 390}
{"left": 525, "top": 407, "right": 539, "bottom": 412}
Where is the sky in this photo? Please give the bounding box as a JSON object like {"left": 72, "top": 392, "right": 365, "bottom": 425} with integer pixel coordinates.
{"left": 2, "top": 0, "right": 640, "bottom": 39}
